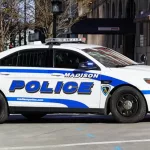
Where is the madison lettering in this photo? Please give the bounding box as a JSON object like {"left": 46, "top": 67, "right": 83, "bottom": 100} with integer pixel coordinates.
{"left": 64, "top": 73, "right": 99, "bottom": 78}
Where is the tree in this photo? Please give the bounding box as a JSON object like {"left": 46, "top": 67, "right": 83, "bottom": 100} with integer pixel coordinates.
{"left": 56, "top": 0, "right": 78, "bottom": 36}
{"left": 57, "top": 0, "right": 95, "bottom": 37}
{"left": 18, "top": 0, "right": 95, "bottom": 40}
{"left": 26, "top": 0, "right": 93, "bottom": 38}
{"left": 24, "top": 0, "right": 53, "bottom": 39}
{"left": 0, "top": 0, "right": 22, "bottom": 51}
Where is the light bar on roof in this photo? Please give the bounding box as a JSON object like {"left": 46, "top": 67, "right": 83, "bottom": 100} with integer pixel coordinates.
{"left": 45, "top": 38, "right": 82, "bottom": 43}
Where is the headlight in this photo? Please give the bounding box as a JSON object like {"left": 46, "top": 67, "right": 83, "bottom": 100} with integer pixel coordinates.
{"left": 144, "top": 78, "right": 150, "bottom": 84}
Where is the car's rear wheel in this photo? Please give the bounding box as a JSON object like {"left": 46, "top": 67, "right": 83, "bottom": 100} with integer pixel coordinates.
{"left": 22, "top": 113, "right": 46, "bottom": 120}
{"left": 0, "top": 93, "right": 9, "bottom": 123}
{"left": 110, "top": 86, "right": 147, "bottom": 123}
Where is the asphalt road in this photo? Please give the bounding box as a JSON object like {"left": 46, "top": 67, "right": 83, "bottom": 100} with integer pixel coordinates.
{"left": 0, "top": 114, "right": 150, "bottom": 150}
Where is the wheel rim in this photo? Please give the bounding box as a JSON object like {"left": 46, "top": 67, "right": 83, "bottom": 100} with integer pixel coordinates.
{"left": 116, "top": 93, "right": 139, "bottom": 117}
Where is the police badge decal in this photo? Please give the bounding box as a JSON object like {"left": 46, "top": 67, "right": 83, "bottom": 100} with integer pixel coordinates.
{"left": 101, "top": 85, "right": 111, "bottom": 96}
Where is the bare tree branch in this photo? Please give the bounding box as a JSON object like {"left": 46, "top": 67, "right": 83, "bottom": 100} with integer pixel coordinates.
{"left": 0, "top": 0, "right": 23, "bottom": 51}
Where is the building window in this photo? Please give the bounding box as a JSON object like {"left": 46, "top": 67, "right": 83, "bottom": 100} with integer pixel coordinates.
{"left": 126, "top": 0, "right": 136, "bottom": 19}
{"left": 91, "top": 9, "right": 94, "bottom": 18}
{"left": 92, "top": 1, "right": 97, "bottom": 18}
{"left": 118, "top": 0, "right": 122, "bottom": 18}
{"left": 97, "top": 6, "right": 99, "bottom": 18}
{"left": 118, "top": 0, "right": 122, "bottom": 48}
{"left": 112, "top": 35, "right": 115, "bottom": 48}
{"left": 139, "top": 23, "right": 144, "bottom": 47}
{"left": 144, "top": 23, "right": 148, "bottom": 46}
{"left": 106, "top": 3, "right": 110, "bottom": 18}
{"left": 118, "top": 35, "right": 123, "bottom": 48}
{"left": 112, "top": 3, "right": 116, "bottom": 48}
{"left": 103, "top": 5, "right": 105, "bottom": 17}
{"left": 112, "top": 2, "right": 115, "bottom": 18}
{"left": 148, "top": 22, "right": 150, "bottom": 46}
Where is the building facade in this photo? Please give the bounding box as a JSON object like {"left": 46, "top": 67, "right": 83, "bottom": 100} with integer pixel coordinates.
{"left": 77, "top": 0, "right": 150, "bottom": 64}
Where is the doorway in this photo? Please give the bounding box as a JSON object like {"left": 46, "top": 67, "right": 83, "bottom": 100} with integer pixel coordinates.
{"left": 124, "top": 0, "right": 136, "bottom": 60}
{"left": 123, "top": 34, "right": 135, "bottom": 60}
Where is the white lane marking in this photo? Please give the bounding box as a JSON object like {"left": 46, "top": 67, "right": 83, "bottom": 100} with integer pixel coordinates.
{"left": 1, "top": 139, "right": 150, "bottom": 150}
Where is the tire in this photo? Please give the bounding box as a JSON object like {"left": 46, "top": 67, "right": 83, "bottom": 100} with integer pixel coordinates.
{"left": 0, "top": 93, "right": 9, "bottom": 123}
{"left": 110, "top": 86, "right": 147, "bottom": 123}
{"left": 22, "top": 113, "right": 46, "bottom": 120}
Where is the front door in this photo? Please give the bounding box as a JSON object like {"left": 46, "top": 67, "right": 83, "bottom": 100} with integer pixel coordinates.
{"left": 50, "top": 48, "right": 101, "bottom": 109}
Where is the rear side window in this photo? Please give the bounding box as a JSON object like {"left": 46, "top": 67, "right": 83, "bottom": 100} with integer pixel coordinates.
{"left": 0, "top": 49, "right": 51, "bottom": 67}
{"left": 0, "top": 52, "right": 18, "bottom": 66}
{"left": 17, "top": 50, "right": 47, "bottom": 67}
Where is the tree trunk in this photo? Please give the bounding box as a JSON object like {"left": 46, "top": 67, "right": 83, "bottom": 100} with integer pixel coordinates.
{"left": 0, "top": 36, "right": 4, "bottom": 52}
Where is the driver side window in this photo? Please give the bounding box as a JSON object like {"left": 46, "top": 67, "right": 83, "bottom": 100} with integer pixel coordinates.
{"left": 54, "top": 49, "right": 89, "bottom": 69}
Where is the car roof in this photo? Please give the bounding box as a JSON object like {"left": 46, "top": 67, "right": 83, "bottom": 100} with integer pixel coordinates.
{"left": 0, "top": 44, "right": 49, "bottom": 59}
{"left": 0, "top": 43, "right": 103, "bottom": 59}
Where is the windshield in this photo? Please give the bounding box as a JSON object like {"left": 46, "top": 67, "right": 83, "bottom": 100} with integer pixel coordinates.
{"left": 82, "top": 47, "right": 138, "bottom": 68}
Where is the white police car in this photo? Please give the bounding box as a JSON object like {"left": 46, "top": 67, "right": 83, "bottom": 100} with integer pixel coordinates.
{"left": 0, "top": 38, "right": 149, "bottom": 123}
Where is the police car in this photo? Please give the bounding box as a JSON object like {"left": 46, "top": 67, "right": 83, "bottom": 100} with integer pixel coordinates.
{"left": 0, "top": 38, "right": 149, "bottom": 123}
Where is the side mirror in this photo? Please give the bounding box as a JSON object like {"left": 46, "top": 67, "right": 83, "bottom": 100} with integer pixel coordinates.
{"left": 140, "top": 54, "right": 147, "bottom": 63}
{"left": 78, "top": 61, "right": 98, "bottom": 70}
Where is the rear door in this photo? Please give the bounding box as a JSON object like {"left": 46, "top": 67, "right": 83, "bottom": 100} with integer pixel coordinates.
{"left": 0, "top": 48, "right": 53, "bottom": 108}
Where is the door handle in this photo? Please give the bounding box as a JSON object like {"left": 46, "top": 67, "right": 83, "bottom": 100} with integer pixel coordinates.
{"left": 0, "top": 72, "right": 10, "bottom": 76}
{"left": 51, "top": 73, "right": 64, "bottom": 77}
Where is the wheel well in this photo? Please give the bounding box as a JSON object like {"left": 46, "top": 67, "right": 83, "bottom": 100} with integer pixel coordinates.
{"left": 105, "top": 84, "right": 148, "bottom": 115}
{"left": 0, "top": 90, "right": 9, "bottom": 113}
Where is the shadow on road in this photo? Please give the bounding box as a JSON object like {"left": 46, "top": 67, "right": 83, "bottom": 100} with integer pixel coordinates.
{"left": 6, "top": 114, "right": 116, "bottom": 124}
{"left": 5, "top": 114, "right": 150, "bottom": 124}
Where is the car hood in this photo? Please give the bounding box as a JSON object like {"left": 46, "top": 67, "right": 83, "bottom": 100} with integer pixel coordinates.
{"left": 122, "top": 65, "right": 150, "bottom": 71}
{"left": 110, "top": 65, "right": 150, "bottom": 76}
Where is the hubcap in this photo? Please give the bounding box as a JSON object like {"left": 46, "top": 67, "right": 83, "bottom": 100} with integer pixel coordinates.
{"left": 116, "top": 94, "right": 139, "bottom": 117}
{"left": 123, "top": 100, "right": 133, "bottom": 110}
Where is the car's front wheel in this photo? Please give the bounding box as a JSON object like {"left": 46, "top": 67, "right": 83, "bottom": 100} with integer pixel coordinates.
{"left": 22, "top": 113, "right": 46, "bottom": 120}
{"left": 110, "top": 86, "right": 147, "bottom": 123}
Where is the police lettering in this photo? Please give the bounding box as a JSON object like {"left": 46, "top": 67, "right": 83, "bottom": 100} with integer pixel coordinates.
{"left": 9, "top": 80, "right": 94, "bottom": 95}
